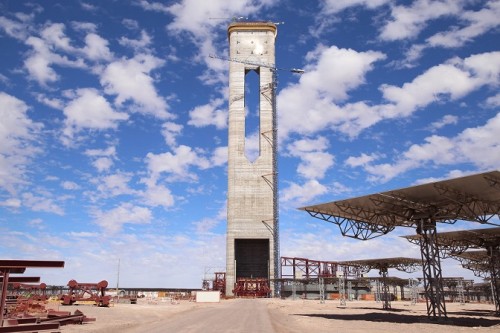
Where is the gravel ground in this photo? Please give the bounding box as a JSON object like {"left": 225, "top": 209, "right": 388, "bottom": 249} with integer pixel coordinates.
{"left": 59, "top": 298, "right": 500, "bottom": 333}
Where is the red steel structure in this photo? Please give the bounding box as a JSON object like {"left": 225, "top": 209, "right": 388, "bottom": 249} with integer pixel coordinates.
{"left": 0, "top": 259, "right": 64, "bottom": 329}
{"left": 213, "top": 272, "right": 226, "bottom": 296}
{"left": 233, "top": 278, "right": 271, "bottom": 297}
{"left": 60, "top": 279, "right": 111, "bottom": 307}
{"left": 281, "top": 257, "right": 341, "bottom": 280}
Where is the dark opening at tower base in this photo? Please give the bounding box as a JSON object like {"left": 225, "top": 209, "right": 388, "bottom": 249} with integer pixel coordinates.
{"left": 233, "top": 239, "right": 271, "bottom": 297}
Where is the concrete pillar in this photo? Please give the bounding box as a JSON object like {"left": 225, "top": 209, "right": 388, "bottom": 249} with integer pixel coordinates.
{"left": 226, "top": 22, "right": 277, "bottom": 296}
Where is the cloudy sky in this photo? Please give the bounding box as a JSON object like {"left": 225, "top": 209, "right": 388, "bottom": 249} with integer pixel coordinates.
{"left": 1, "top": 0, "right": 499, "bottom": 288}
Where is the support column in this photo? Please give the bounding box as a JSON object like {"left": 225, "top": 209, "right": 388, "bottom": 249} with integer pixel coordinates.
{"left": 319, "top": 277, "right": 325, "bottom": 304}
{"left": 380, "top": 268, "right": 391, "bottom": 310}
{"left": 409, "top": 278, "right": 418, "bottom": 305}
{"left": 0, "top": 270, "right": 9, "bottom": 326}
{"left": 339, "top": 273, "right": 346, "bottom": 306}
{"left": 417, "top": 218, "right": 447, "bottom": 319}
{"left": 487, "top": 245, "right": 500, "bottom": 316}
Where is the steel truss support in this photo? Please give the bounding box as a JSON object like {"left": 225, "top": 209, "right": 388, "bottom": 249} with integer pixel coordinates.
{"left": 458, "top": 278, "right": 465, "bottom": 305}
{"left": 305, "top": 209, "right": 395, "bottom": 240}
{"left": 339, "top": 272, "right": 346, "bottom": 306}
{"left": 409, "top": 279, "right": 418, "bottom": 305}
{"left": 380, "top": 268, "right": 391, "bottom": 310}
{"left": 291, "top": 280, "right": 297, "bottom": 300}
{"left": 319, "top": 277, "right": 325, "bottom": 304}
{"left": 487, "top": 245, "right": 500, "bottom": 315}
{"left": 418, "top": 219, "right": 447, "bottom": 319}
{"left": 433, "top": 183, "right": 500, "bottom": 224}
{"left": 375, "top": 280, "right": 381, "bottom": 303}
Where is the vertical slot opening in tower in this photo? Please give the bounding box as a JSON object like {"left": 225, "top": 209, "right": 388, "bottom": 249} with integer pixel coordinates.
{"left": 235, "top": 238, "right": 269, "bottom": 279}
{"left": 244, "top": 68, "right": 261, "bottom": 162}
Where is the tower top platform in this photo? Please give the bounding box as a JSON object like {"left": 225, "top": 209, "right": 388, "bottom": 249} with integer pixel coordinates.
{"left": 227, "top": 21, "right": 277, "bottom": 38}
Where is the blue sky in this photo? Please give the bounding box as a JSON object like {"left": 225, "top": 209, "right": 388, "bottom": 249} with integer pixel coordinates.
{"left": 0, "top": 0, "right": 499, "bottom": 288}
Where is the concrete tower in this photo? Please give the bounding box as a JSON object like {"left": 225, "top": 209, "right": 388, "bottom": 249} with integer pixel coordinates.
{"left": 226, "top": 21, "right": 277, "bottom": 296}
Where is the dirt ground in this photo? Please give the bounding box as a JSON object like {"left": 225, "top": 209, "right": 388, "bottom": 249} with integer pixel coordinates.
{"left": 59, "top": 298, "right": 500, "bottom": 333}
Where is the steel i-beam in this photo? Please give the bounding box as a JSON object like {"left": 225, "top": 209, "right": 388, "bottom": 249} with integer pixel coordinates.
{"left": 418, "top": 219, "right": 447, "bottom": 319}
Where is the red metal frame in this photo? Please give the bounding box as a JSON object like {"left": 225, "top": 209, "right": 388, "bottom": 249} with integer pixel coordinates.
{"left": 0, "top": 260, "right": 64, "bottom": 328}
{"left": 213, "top": 272, "right": 226, "bottom": 296}
{"left": 60, "top": 280, "right": 111, "bottom": 307}
{"left": 233, "top": 278, "right": 271, "bottom": 297}
{"left": 281, "top": 257, "right": 339, "bottom": 279}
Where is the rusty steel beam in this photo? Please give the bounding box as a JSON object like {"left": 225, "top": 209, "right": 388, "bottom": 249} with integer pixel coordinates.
{"left": 0, "top": 260, "right": 64, "bottom": 327}
{"left": 0, "top": 260, "right": 64, "bottom": 268}
{"left": 0, "top": 323, "right": 60, "bottom": 333}
{"left": 0, "top": 277, "right": 40, "bottom": 283}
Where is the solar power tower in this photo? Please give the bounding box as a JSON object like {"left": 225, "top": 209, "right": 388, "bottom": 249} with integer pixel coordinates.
{"left": 226, "top": 21, "right": 278, "bottom": 297}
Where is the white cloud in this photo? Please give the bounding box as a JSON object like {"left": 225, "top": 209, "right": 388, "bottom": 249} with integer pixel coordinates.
{"left": 211, "top": 146, "right": 228, "bottom": 167}
{"left": 380, "top": 0, "right": 462, "bottom": 41}
{"left": 188, "top": 98, "right": 227, "bottom": 129}
{"left": 122, "top": 18, "right": 139, "bottom": 30}
{"left": 428, "top": 114, "right": 458, "bottom": 132}
{"left": 22, "top": 192, "right": 64, "bottom": 215}
{"left": 61, "top": 181, "right": 80, "bottom": 190}
{"left": 380, "top": 51, "right": 500, "bottom": 118}
{"left": 22, "top": 22, "right": 98, "bottom": 86}
{"left": 84, "top": 146, "right": 116, "bottom": 157}
{"left": 80, "top": 2, "right": 98, "bottom": 11}
{"left": 35, "top": 94, "right": 64, "bottom": 109}
{"left": 164, "top": 0, "right": 273, "bottom": 37}
{"left": 139, "top": 0, "right": 276, "bottom": 87}
{"left": 40, "top": 23, "right": 74, "bottom": 52}
{"left": 118, "top": 30, "right": 152, "bottom": 51}
{"left": 244, "top": 130, "right": 260, "bottom": 163}
{"left": 135, "top": 1, "right": 170, "bottom": 14}
{"left": 82, "top": 33, "right": 113, "bottom": 61}
{"left": 145, "top": 145, "right": 211, "bottom": 181}
{"left": 0, "top": 92, "right": 42, "bottom": 194}
{"left": 0, "top": 198, "right": 22, "bottom": 208}
{"left": 320, "top": 0, "right": 390, "bottom": 14}
{"left": 359, "top": 112, "right": 500, "bottom": 182}
{"left": 286, "top": 137, "right": 334, "bottom": 180}
{"left": 62, "top": 88, "right": 128, "bottom": 144}
{"left": 92, "top": 157, "right": 114, "bottom": 172}
{"left": 94, "top": 172, "right": 136, "bottom": 198}
{"left": 100, "top": 54, "right": 172, "bottom": 119}
{"left": 485, "top": 93, "right": 500, "bottom": 107}
{"left": 281, "top": 179, "right": 329, "bottom": 206}
{"left": 414, "top": 169, "right": 474, "bottom": 185}
{"left": 92, "top": 203, "right": 152, "bottom": 233}
{"left": 23, "top": 39, "right": 57, "bottom": 83}
{"left": 141, "top": 181, "right": 175, "bottom": 209}
{"left": 398, "top": 1, "right": 500, "bottom": 65}
{"left": 0, "top": 14, "right": 32, "bottom": 40}
{"left": 161, "top": 122, "right": 183, "bottom": 147}
{"left": 345, "top": 153, "right": 381, "bottom": 168}
{"left": 193, "top": 216, "right": 222, "bottom": 234}
{"left": 278, "top": 45, "right": 385, "bottom": 140}
{"left": 71, "top": 21, "right": 97, "bottom": 33}
{"left": 85, "top": 146, "right": 117, "bottom": 172}
{"left": 426, "top": 1, "right": 500, "bottom": 48}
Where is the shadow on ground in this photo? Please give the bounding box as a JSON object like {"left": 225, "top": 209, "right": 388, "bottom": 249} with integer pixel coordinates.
{"left": 293, "top": 311, "right": 500, "bottom": 327}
